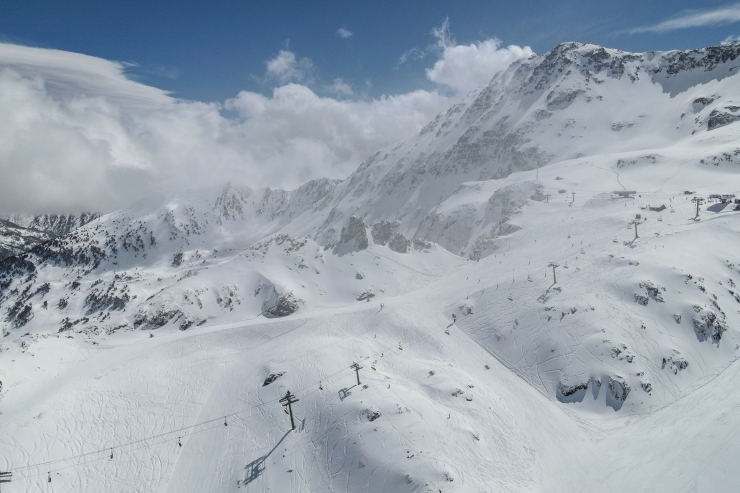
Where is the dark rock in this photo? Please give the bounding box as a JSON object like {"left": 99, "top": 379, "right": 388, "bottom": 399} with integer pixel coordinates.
{"left": 172, "top": 252, "right": 184, "bottom": 267}
{"left": 692, "top": 305, "right": 727, "bottom": 343}
{"left": 263, "top": 291, "right": 302, "bottom": 318}
{"left": 708, "top": 107, "right": 740, "bottom": 130}
{"left": 335, "top": 216, "right": 368, "bottom": 254}
{"left": 388, "top": 233, "right": 410, "bottom": 253}
{"left": 263, "top": 372, "right": 285, "bottom": 386}
{"left": 559, "top": 381, "right": 589, "bottom": 397}
{"left": 608, "top": 376, "right": 630, "bottom": 402}
{"left": 356, "top": 290, "right": 375, "bottom": 302}
{"left": 371, "top": 220, "right": 396, "bottom": 245}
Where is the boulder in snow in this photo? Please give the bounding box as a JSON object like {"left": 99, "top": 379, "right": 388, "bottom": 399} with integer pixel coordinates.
{"left": 262, "top": 291, "right": 302, "bottom": 318}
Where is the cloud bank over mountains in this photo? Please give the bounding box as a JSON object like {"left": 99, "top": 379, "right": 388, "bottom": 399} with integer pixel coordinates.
{"left": 0, "top": 26, "right": 532, "bottom": 214}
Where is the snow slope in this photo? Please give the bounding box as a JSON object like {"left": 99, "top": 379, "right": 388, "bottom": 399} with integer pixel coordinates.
{"left": 3, "top": 41, "right": 740, "bottom": 492}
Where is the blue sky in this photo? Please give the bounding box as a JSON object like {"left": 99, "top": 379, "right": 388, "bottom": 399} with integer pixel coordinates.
{"left": 2, "top": 0, "right": 740, "bottom": 102}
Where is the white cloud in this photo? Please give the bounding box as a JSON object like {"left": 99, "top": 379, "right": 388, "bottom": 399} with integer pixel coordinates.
{"left": 0, "top": 43, "right": 451, "bottom": 214}
{"left": 0, "top": 43, "right": 170, "bottom": 108}
{"left": 265, "top": 49, "right": 313, "bottom": 83}
{"left": 225, "top": 84, "right": 450, "bottom": 184}
{"left": 426, "top": 39, "right": 532, "bottom": 93}
{"left": 629, "top": 3, "right": 740, "bottom": 33}
{"left": 425, "top": 19, "right": 533, "bottom": 93}
{"left": 723, "top": 34, "right": 740, "bottom": 44}
{"left": 396, "top": 19, "right": 532, "bottom": 92}
{"left": 325, "top": 78, "right": 353, "bottom": 97}
{"left": 336, "top": 28, "right": 353, "bottom": 39}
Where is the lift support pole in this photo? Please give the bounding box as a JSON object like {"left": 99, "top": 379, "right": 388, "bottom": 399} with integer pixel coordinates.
{"left": 350, "top": 362, "right": 363, "bottom": 386}
{"left": 280, "top": 391, "right": 299, "bottom": 430}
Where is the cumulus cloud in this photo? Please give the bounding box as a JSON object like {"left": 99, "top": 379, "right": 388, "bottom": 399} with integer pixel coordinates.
{"left": 336, "top": 28, "right": 353, "bottom": 39}
{"left": 426, "top": 38, "right": 532, "bottom": 93}
{"left": 629, "top": 3, "right": 740, "bottom": 33}
{"left": 265, "top": 49, "right": 313, "bottom": 83}
{"left": 398, "top": 18, "right": 532, "bottom": 93}
{"left": 0, "top": 43, "right": 451, "bottom": 214}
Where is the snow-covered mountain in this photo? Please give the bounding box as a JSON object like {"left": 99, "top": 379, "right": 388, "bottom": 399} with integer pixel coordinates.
{"left": 0, "top": 219, "right": 52, "bottom": 261}
{"left": 300, "top": 41, "right": 740, "bottom": 258}
{"left": 2, "top": 212, "right": 100, "bottom": 236}
{"left": 4, "top": 41, "right": 740, "bottom": 492}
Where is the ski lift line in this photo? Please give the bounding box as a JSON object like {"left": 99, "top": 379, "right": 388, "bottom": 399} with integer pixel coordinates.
{"left": 12, "top": 420, "right": 227, "bottom": 482}
{"left": 8, "top": 397, "right": 283, "bottom": 474}
{"left": 13, "top": 367, "right": 356, "bottom": 483}
{"left": 5, "top": 369, "right": 344, "bottom": 474}
{"left": 12, "top": 321, "right": 378, "bottom": 474}
{"left": 8, "top": 364, "right": 354, "bottom": 475}
{"left": 7, "top": 316, "right": 448, "bottom": 478}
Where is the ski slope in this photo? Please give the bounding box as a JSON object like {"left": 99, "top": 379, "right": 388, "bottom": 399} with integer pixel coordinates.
{"left": 3, "top": 41, "right": 740, "bottom": 492}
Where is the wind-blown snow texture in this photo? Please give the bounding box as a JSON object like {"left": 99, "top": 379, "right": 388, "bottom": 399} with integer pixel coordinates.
{"left": 4, "top": 41, "right": 740, "bottom": 492}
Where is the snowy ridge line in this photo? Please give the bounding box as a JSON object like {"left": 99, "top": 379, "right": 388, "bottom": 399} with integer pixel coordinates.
{"left": 7, "top": 314, "right": 453, "bottom": 481}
